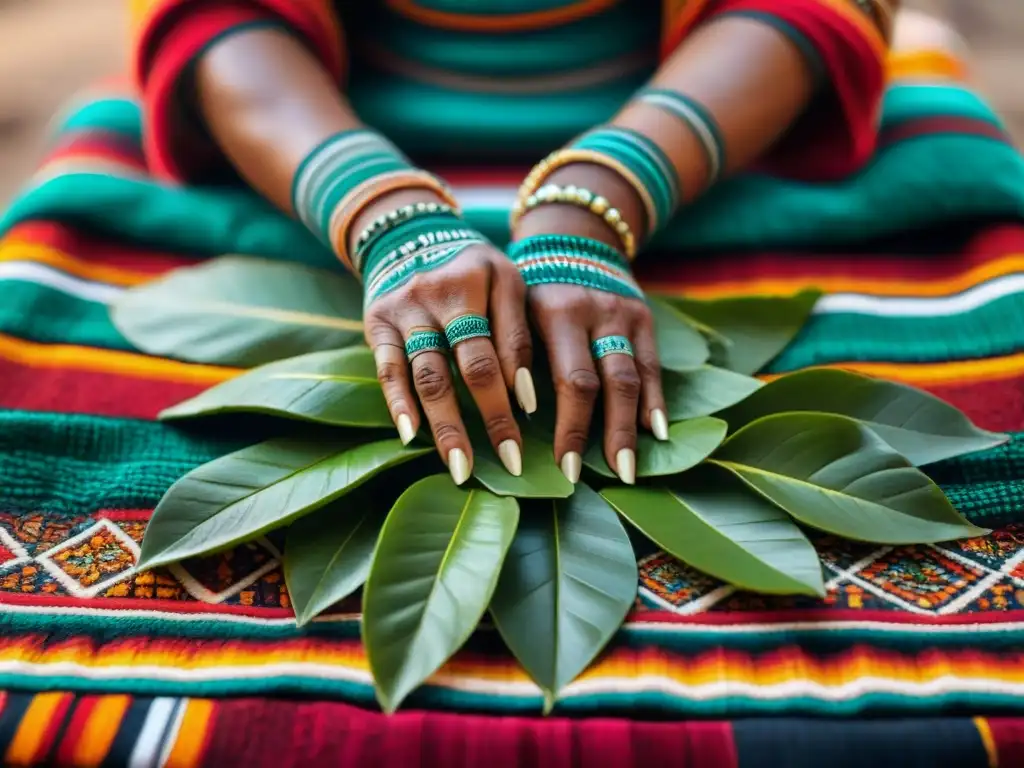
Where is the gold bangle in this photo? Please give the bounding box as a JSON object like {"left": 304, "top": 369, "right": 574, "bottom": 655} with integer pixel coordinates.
{"left": 512, "top": 148, "right": 659, "bottom": 239}
{"left": 329, "top": 170, "right": 461, "bottom": 273}
{"left": 518, "top": 183, "right": 636, "bottom": 259}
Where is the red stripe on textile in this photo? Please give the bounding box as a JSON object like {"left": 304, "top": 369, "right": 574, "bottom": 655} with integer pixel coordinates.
{"left": 32, "top": 693, "right": 74, "bottom": 766}
{"left": 46, "top": 136, "right": 149, "bottom": 172}
{"left": 6, "top": 585, "right": 1024, "bottom": 627}
{"left": 99, "top": 509, "right": 154, "bottom": 522}
{"left": 200, "top": 698, "right": 736, "bottom": 768}
{"left": 0, "top": 361, "right": 205, "bottom": 420}
{"left": 636, "top": 224, "right": 1024, "bottom": 288}
{"left": 0, "top": 591, "right": 297, "bottom": 618}
{"left": 880, "top": 116, "right": 1012, "bottom": 147}
{"left": 53, "top": 696, "right": 98, "bottom": 767}
{"left": 3, "top": 222, "right": 197, "bottom": 275}
{"left": 985, "top": 719, "right": 1024, "bottom": 768}
{"left": 929, "top": 375, "right": 1024, "bottom": 432}
{"left": 711, "top": 0, "right": 884, "bottom": 180}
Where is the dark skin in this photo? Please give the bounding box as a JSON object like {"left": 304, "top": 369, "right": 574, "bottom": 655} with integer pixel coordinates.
{"left": 195, "top": 6, "right": 892, "bottom": 484}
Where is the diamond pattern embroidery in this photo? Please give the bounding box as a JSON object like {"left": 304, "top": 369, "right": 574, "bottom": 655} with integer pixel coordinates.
{"left": 169, "top": 538, "right": 282, "bottom": 604}
{"left": 36, "top": 519, "right": 140, "bottom": 598}
{"left": 856, "top": 547, "right": 986, "bottom": 611}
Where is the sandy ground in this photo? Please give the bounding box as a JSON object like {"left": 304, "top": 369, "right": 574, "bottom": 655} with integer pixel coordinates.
{"left": 0, "top": 0, "right": 1019, "bottom": 204}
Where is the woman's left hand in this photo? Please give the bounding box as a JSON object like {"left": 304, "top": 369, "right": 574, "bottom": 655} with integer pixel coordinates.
{"left": 527, "top": 282, "right": 668, "bottom": 485}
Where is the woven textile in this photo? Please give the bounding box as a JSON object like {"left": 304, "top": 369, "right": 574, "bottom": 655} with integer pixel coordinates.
{"left": 2, "top": 38, "right": 1024, "bottom": 765}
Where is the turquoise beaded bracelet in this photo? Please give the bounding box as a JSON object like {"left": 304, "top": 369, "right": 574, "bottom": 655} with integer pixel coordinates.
{"left": 507, "top": 234, "right": 644, "bottom": 301}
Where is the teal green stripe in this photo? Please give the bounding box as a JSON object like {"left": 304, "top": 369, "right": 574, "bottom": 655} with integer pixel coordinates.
{"left": 881, "top": 83, "right": 1006, "bottom": 130}
{"left": 53, "top": 98, "right": 143, "bottom": 144}
{"left": 0, "top": 282, "right": 130, "bottom": 350}
{"left": 0, "top": 173, "right": 338, "bottom": 269}
{"left": 0, "top": 408, "right": 1015, "bottom": 525}
{"left": 0, "top": 672, "right": 1017, "bottom": 718}
{"left": 0, "top": 411, "right": 249, "bottom": 514}
{"left": 770, "top": 291, "right": 1024, "bottom": 372}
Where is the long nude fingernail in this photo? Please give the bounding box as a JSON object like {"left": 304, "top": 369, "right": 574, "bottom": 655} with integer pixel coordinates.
{"left": 514, "top": 368, "right": 537, "bottom": 414}
{"left": 616, "top": 448, "right": 636, "bottom": 485}
{"left": 448, "top": 448, "right": 470, "bottom": 485}
{"left": 396, "top": 414, "right": 416, "bottom": 445}
{"left": 498, "top": 440, "right": 523, "bottom": 476}
{"left": 560, "top": 452, "right": 582, "bottom": 484}
{"left": 651, "top": 409, "right": 669, "bottom": 442}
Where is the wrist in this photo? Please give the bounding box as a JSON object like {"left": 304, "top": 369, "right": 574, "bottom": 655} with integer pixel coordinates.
{"left": 346, "top": 188, "right": 454, "bottom": 258}
{"left": 512, "top": 163, "right": 646, "bottom": 256}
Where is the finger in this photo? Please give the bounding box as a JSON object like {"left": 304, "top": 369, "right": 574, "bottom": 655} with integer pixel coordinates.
{"left": 367, "top": 319, "right": 419, "bottom": 445}
{"left": 443, "top": 312, "right": 522, "bottom": 477}
{"left": 592, "top": 333, "right": 641, "bottom": 485}
{"left": 540, "top": 317, "right": 600, "bottom": 485}
{"left": 632, "top": 314, "right": 669, "bottom": 441}
{"left": 490, "top": 261, "right": 536, "bottom": 414}
{"left": 400, "top": 318, "right": 472, "bottom": 486}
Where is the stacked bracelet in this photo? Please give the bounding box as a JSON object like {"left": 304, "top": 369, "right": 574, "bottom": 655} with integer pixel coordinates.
{"left": 507, "top": 234, "right": 644, "bottom": 301}
{"left": 358, "top": 205, "right": 487, "bottom": 306}
{"left": 571, "top": 127, "right": 679, "bottom": 235}
{"left": 353, "top": 201, "right": 457, "bottom": 274}
{"left": 291, "top": 129, "right": 459, "bottom": 272}
{"left": 636, "top": 88, "right": 726, "bottom": 187}
{"left": 516, "top": 184, "right": 636, "bottom": 259}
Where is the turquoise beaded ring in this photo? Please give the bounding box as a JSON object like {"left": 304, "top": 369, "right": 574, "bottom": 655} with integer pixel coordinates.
{"left": 405, "top": 330, "right": 448, "bottom": 361}
{"left": 445, "top": 314, "right": 491, "bottom": 347}
{"left": 591, "top": 335, "right": 634, "bottom": 360}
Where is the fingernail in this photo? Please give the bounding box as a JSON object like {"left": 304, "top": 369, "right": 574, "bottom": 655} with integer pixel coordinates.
{"left": 616, "top": 448, "right": 636, "bottom": 485}
{"left": 514, "top": 368, "right": 537, "bottom": 414}
{"left": 498, "top": 440, "right": 523, "bottom": 476}
{"left": 560, "top": 452, "right": 582, "bottom": 484}
{"left": 651, "top": 409, "right": 669, "bottom": 442}
{"left": 448, "top": 448, "right": 470, "bottom": 486}
{"left": 396, "top": 414, "right": 416, "bottom": 445}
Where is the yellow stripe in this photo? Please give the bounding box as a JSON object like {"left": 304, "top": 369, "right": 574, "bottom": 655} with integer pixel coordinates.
{"left": 0, "top": 334, "right": 239, "bottom": 385}
{"left": 4, "top": 693, "right": 66, "bottom": 766}
{"left": 641, "top": 254, "right": 1024, "bottom": 299}
{"left": 0, "top": 240, "right": 155, "bottom": 287}
{"left": 887, "top": 50, "right": 969, "bottom": 83}
{"left": 71, "top": 695, "right": 131, "bottom": 768}
{"left": 164, "top": 699, "right": 215, "bottom": 768}
{"left": 973, "top": 717, "right": 999, "bottom": 768}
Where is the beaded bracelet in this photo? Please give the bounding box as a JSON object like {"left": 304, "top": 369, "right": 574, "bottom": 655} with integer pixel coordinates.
{"left": 507, "top": 234, "right": 644, "bottom": 301}
{"left": 329, "top": 170, "right": 460, "bottom": 273}
{"left": 290, "top": 129, "right": 459, "bottom": 273}
{"left": 572, "top": 127, "right": 680, "bottom": 234}
{"left": 636, "top": 88, "right": 726, "bottom": 187}
{"left": 353, "top": 201, "right": 458, "bottom": 274}
{"left": 516, "top": 183, "right": 636, "bottom": 259}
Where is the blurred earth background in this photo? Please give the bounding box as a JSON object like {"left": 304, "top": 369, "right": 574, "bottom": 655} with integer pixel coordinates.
{"left": 0, "top": 0, "right": 1019, "bottom": 204}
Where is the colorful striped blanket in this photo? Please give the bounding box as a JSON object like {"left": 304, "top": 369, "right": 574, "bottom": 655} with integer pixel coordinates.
{"left": 4, "top": 57, "right": 1024, "bottom": 764}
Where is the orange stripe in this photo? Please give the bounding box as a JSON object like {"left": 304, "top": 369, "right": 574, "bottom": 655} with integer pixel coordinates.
{"left": 0, "top": 241, "right": 155, "bottom": 287}
{"left": 973, "top": 718, "right": 999, "bottom": 768}
{"left": 4, "top": 693, "right": 69, "bottom": 766}
{"left": 71, "top": 695, "right": 131, "bottom": 768}
{"left": 641, "top": 253, "right": 1024, "bottom": 299}
{"left": 761, "top": 353, "right": 1024, "bottom": 387}
{"left": 887, "top": 50, "right": 969, "bottom": 83}
{"left": 0, "top": 334, "right": 239, "bottom": 385}
{"left": 164, "top": 699, "right": 215, "bottom": 768}
{"left": 385, "top": 0, "right": 620, "bottom": 32}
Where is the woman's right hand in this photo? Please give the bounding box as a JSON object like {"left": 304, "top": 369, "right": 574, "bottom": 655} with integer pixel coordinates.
{"left": 363, "top": 236, "right": 535, "bottom": 486}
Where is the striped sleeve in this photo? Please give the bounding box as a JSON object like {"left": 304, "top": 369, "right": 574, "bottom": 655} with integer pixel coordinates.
{"left": 130, "top": 0, "right": 346, "bottom": 181}
{"left": 698, "top": 0, "right": 888, "bottom": 180}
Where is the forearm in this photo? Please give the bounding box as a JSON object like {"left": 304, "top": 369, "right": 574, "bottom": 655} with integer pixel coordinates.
{"left": 515, "top": 2, "right": 893, "bottom": 249}
{"left": 196, "top": 27, "right": 449, "bottom": 261}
